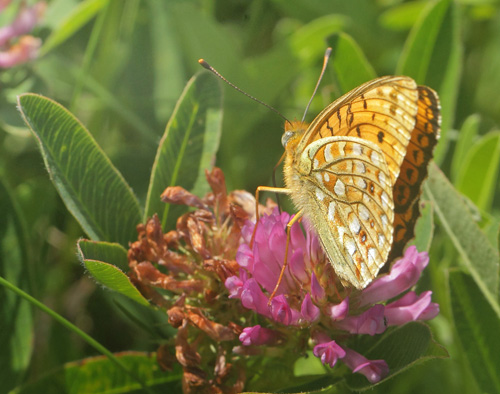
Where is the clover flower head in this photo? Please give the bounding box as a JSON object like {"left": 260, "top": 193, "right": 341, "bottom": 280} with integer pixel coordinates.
{"left": 127, "top": 168, "right": 439, "bottom": 391}
{"left": 226, "top": 209, "right": 439, "bottom": 383}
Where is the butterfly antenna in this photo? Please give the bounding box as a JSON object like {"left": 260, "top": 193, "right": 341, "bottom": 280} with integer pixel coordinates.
{"left": 199, "top": 59, "right": 291, "bottom": 125}
{"left": 301, "top": 47, "right": 332, "bottom": 122}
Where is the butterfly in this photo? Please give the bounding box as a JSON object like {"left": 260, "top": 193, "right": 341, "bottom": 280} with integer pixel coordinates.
{"left": 198, "top": 56, "right": 441, "bottom": 293}
{"left": 272, "top": 75, "right": 441, "bottom": 290}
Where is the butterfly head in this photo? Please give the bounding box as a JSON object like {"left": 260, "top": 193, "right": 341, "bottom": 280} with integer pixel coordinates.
{"left": 282, "top": 121, "right": 308, "bottom": 151}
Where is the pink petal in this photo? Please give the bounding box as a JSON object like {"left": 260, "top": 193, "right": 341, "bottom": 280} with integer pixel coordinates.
{"left": 310, "top": 271, "right": 325, "bottom": 302}
{"left": 342, "top": 348, "right": 389, "bottom": 383}
{"left": 385, "top": 291, "right": 439, "bottom": 326}
{"left": 313, "top": 340, "right": 346, "bottom": 368}
{"left": 240, "top": 278, "right": 271, "bottom": 318}
{"left": 239, "top": 325, "right": 279, "bottom": 346}
{"left": 301, "top": 293, "right": 320, "bottom": 322}
{"left": 224, "top": 275, "right": 243, "bottom": 298}
{"left": 289, "top": 248, "right": 307, "bottom": 283}
{"left": 359, "top": 246, "right": 429, "bottom": 306}
{"left": 327, "top": 297, "right": 350, "bottom": 321}
{"left": 336, "top": 304, "right": 386, "bottom": 335}
{"left": 270, "top": 294, "right": 300, "bottom": 325}
{"left": 235, "top": 243, "right": 254, "bottom": 272}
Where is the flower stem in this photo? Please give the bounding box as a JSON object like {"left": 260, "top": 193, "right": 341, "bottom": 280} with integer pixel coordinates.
{"left": 0, "top": 275, "right": 155, "bottom": 393}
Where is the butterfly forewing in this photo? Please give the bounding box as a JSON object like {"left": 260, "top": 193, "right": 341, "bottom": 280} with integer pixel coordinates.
{"left": 388, "top": 86, "right": 441, "bottom": 263}
{"left": 300, "top": 76, "right": 419, "bottom": 186}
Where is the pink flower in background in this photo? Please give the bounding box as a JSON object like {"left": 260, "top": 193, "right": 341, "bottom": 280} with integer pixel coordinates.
{"left": 225, "top": 209, "right": 439, "bottom": 383}
{"left": 0, "top": 1, "right": 46, "bottom": 68}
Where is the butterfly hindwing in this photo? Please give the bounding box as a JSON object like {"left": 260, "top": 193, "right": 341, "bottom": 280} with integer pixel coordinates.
{"left": 300, "top": 136, "right": 395, "bottom": 288}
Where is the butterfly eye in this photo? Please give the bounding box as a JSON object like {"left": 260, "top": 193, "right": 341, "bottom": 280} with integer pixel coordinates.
{"left": 281, "top": 131, "right": 295, "bottom": 147}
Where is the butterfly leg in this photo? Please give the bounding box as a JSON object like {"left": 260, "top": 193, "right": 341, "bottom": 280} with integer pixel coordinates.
{"left": 268, "top": 208, "right": 304, "bottom": 304}
{"left": 249, "top": 186, "right": 291, "bottom": 248}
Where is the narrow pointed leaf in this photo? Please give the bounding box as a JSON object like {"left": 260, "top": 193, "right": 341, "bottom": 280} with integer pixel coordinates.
{"left": 451, "top": 114, "right": 481, "bottom": 182}
{"left": 449, "top": 270, "right": 500, "bottom": 393}
{"left": 41, "top": 0, "right": 109, "bottom": 55}
{"left": 148, "top": 1, "right": 185, "bottom": 123}
{"left": 456, "top": 131, "right": 500, "bottom": 212}
{"left": 289, "top": 15, "right": 346, "bottom": 64}
{"left": 397, "top": 0, "right": 462, "bottom": 163}
{"left": 410, "top": 200, "right": 434, "bottom": 253}
{"left": 18, "top": 94, "right": 142, "bottom": 246}
{"left": 145, "top": 72, "right": 223, "bottom": 229}
{"left": 379, "top": 1, "right": 428, "bottom": 31}
{"left": 0, "top": 178, "right": 33, "bottom": 392}
{"left": 425, "top": 163, "right": 500, "bottom": 315}
{"left": 397, "top": 0, "right": 450, "bottom": 82}
{"left": 327, "top": 33, "right": 377, "bottom": 94}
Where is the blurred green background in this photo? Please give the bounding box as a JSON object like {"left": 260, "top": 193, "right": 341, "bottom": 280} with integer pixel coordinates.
{"left": 1, "top": 0, "right": 500, "bottom": 392}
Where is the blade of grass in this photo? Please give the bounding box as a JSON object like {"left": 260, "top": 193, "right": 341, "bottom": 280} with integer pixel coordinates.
{"left": 0, "top": 276, "right": 154, "bottom": 393}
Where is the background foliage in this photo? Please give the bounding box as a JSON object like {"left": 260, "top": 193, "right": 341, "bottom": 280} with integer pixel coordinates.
{"left": 1, "top": 0, "right": 500, "bottom": 392}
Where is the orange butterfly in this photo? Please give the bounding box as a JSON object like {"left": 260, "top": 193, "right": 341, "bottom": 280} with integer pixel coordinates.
{"left": 200, "top": 53, "right": 440, "bottom": 296}
{"left": 274, "top": 75, "right": 440, "bottom": 291}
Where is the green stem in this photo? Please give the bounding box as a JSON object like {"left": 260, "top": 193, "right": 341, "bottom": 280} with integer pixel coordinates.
{"left": 0, "top": 275, "right": 154, "bottom": 393}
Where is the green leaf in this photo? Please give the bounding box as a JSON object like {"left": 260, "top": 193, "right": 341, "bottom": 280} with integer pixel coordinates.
{"left": 77, "top": 239, "right": 129, "bottom": 272}
{"left": 147, "top": 1, "right": 186, "bottom": 123}
{"left": 428, "top": 1, "right": 463, "bottom": 163}
{"left": 397, "top": 0, "right": 450, "bottom": 82}
{"left": 84, "top": 261, "right": 149, "bottom": 307}
{"left": 451, "top": 114, "right": 481, "bottom": 182}
{"left": 0, "top": 178, "right": 33, "bottom": 392}
{"left": 289, "top": 14, "right": 346, "bottom": 64}
{"left": 455, "top": 131, "right": 500, "bottom": 212}
{"left": 410, "top": 200, "right": 434, "bottom": 253}
{"left": 10, "top": 352, "right": 182, "bottom": 394}
{"left": 327, "top": 33, "right": 377, "bottom": 94}
{"left": 425, "top": 163, "right": 500, "bottom": 316}
{"left": 77, "top": 242, "right": 149, "bottom": 306}
{"left": 397, "top": 0, "right": 463, "bottom": 164}
{"left": 379, "top": 1, "right": 429, "bottom": 31}
{"left": 346, "top": 322, "right": 448, "bottom": 390}
{"left": 280, "top": 375, "right": 342, "bottom": 393}
{"left": 449, "top": 270, "right": 500, "bottom": 393}
{"left": 112, "top": 296, "right": 173, "bottom": 340}
{"left": 41, "top": 0, "right": 109, "bottom": 55}
{"left": 17, "top": 94, "right": 142, "bottom": 247}
{"left": 144, "top": 72, "right": 223, "bottom": 229}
